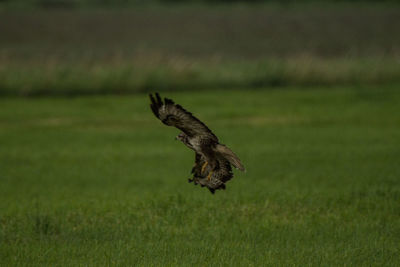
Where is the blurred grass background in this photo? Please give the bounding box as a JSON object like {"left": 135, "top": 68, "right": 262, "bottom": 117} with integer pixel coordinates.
{"left": 1, "top": 2, "right": 400, "bottom": 95}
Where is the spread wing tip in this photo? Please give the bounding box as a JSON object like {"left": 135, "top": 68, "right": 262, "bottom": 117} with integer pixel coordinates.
{"left": 150, "top": 104, "right": 159, "bottom": 118}
{"left": 150, "top": 92, "right": 175, "bottom": 106}
{"left": 149, "top": 92, "right": 162, "bottom": 117}
{"left": 164, "top": 97, "right": 174, "bottom": 105}
{"left": 155, "top": 92, "right": 162, "bottom": 104}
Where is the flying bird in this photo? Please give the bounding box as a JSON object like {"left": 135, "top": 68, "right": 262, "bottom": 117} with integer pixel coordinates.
{"left": 149, "top": 93, "right": 245, "bottom": 194}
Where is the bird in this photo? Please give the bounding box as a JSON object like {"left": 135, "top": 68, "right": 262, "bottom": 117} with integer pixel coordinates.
{"left": 149, "top": 92, "right": 245, "bottom": 194}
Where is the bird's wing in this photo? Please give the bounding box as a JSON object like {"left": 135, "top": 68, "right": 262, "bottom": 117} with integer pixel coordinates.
{"left": 214, "top": 144, "right": 245, "bottom": 171}
{"left": 150, "top": 93, "right": 217, "bottom": 140}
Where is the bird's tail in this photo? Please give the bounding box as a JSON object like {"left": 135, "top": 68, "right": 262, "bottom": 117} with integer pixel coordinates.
{"left": 214, "top": 144, "right": 245, "bottom": 172}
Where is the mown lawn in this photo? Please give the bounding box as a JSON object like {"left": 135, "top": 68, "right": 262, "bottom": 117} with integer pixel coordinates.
{"left": 0, "top": 86, "right": 399, "bottom": 265}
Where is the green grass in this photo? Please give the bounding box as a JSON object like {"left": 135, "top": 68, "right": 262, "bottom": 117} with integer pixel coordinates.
{"left": 1, "top": 86, "right": 399, "bottom": 265}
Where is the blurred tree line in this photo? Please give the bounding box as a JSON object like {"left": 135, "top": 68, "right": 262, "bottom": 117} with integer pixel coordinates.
{"left": 1, "top": 0, "right": 399, "bottom": 9}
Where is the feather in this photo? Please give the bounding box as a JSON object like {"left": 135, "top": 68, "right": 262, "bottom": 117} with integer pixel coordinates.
{"left": 214, "top": 144, "right": 245, "bottom": 171}
{"left": 148, "top": 93, "right": 217, "bottom": 140}
{"left": 188, "top": 150, "right": 233, "bottom": 193}
{"left": 164, "top": 98, "right": 174, "bottom": 105}
{"left": 149, "top": 94, "right": 159, "bottom": 118}
{"left": 155, "top": 93, "right": 162, "bottom": 105}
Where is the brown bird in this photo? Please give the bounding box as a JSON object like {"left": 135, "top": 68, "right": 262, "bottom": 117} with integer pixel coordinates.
{"left": 149, "top": 93, "right": 245, "bottom": 194}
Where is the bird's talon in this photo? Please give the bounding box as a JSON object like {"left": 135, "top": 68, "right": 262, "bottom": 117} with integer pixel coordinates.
{"left": 201, "top": 161, "right": 208, "bottom": 174}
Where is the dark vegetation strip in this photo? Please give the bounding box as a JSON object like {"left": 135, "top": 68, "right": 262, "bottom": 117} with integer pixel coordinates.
{"left": 1, "top": 59, "right": 400, "bottom": 97}
{"left": 1, "top": 6, "right": 399, "bottom": 96}
{"left": 1, "top": 0, "right": 400, "bottom": 10}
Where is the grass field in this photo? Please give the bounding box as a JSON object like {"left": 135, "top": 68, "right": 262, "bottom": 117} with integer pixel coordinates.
{"left": 1, "top": 2, "right": 400, "bottom": 265}
{"left": 1, "top": 86, "right": 399, "bottom": 265}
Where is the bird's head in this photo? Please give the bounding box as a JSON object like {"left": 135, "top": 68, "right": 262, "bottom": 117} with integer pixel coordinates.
{"left": 175, "top": 132, "right": 186, "bottom": 142}
{"left": 175, "top": 132, "right": 194, "bottom": 150}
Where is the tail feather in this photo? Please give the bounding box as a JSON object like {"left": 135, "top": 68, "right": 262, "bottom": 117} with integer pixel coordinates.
{"left": 214, "top": 144, "right": 245, "bottom": 172}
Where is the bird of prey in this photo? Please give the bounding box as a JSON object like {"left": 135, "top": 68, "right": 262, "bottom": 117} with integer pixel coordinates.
{"left": 149, "top": 93, "right": 245, "bottom": 194}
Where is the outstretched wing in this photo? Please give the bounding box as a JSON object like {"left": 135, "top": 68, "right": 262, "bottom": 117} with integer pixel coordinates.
{"left": 150, "top": 93, "right": 217, "bottom": 140}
